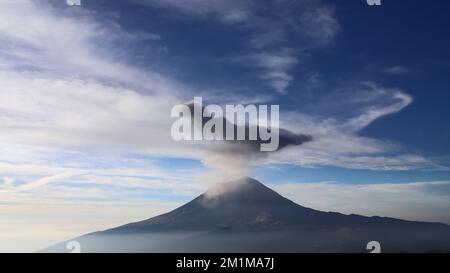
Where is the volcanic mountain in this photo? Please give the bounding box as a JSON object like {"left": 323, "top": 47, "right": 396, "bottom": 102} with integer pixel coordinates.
{"left": 43, "top": 177, "right": 450, "bottom": 252}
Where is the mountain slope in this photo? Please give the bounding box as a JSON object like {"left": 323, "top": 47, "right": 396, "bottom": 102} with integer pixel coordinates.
{"left": 43, "top": 177, "right": 450, "bottom": 253}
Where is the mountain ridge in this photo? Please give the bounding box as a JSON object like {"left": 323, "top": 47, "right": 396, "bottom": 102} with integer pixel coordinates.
{"left": 42, "top": 177, "right": 450, "bottom": 253}
{"left": 102, "top": 176, "right": 448, "bottom": 233}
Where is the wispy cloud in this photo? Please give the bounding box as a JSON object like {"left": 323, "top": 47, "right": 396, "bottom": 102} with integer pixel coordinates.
{"left": 0, "top": 0, "right": 186, "bottom": 94}
{"left": 384, "top": 66, "right": 411, "bottom": 75}
{"left": 274, "top": 181, "right": 450, "bottom": 224}
{"left": 136, "top": 0, "right": 339, "bottom": 94}
{"left": 298, "top": 5, "right": 340, "bottom": 45}
{"left": 344, "top": 85, "right": 413, "bottom": 132}
{"left": 265, "top": 83, "right": 442, "bottom": 171}
{"left": 242, "top": 49, "right": 299, "bottom": 94}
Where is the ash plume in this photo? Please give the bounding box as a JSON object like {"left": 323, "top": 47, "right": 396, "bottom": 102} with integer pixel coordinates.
{"left": 184, "top": 101, "right": 313, "bottom": 186}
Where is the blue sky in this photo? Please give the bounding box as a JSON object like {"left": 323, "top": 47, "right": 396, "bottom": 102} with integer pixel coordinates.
{"left": 83, "top": 0, "right": 450, "bottom": 163}
{"left": 1, "top": 0, "right": 450, "bottom": 252}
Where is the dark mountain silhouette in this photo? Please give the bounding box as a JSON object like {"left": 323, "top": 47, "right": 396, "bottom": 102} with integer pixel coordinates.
{"left": 43, "top": 177, "right": 450, "bottom": 252}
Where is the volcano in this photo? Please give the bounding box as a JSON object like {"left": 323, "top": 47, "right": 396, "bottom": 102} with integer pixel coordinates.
{"left": 43, "top": 177, "right": 450, "bottom": 252}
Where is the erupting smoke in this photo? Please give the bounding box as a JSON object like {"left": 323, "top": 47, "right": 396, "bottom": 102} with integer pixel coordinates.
{"left": 182, "top": 101, "right": 313, "bottom": 188}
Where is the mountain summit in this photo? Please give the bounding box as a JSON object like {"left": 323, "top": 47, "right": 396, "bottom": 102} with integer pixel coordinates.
{"left": 43, "top": 177, "right": 450, "bottom": 253}
{"left": 103, "top": 177, "right": 337, "bottom": 233}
